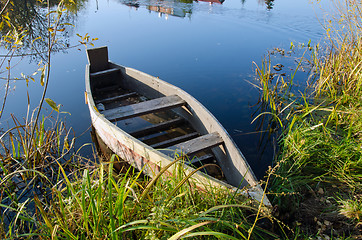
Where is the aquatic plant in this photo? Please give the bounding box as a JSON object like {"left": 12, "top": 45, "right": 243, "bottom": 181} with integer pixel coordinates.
{"left": 0, "top": 112, "right": 85, "bottom": 238}
{"left": 0, "top": 0, "right": 96, "bottom": 238}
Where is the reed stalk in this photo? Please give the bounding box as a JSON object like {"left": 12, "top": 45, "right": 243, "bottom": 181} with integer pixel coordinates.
{"left": 253, "top": 0, "right": 362, "bottom": 238}
{"left": 32, "top": 155, "right": 277, "bottom": 239}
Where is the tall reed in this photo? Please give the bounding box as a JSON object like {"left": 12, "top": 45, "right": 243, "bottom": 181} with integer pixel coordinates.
{"left": 34, "top": 156, "right": 278, "bottom": 239}
{"left": 0, "top": 112, "right": 85, "bottom": 238}
{"left": 254, "top": 0, "right": 362, "bottom": 238}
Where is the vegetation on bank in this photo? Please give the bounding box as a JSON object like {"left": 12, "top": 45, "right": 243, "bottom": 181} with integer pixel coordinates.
{"left": 0, "top": 0, "right": 361, "bottom": 239}
{"left": 255, "top": 0, "right": 362, "bottom": 237}
{"left": 0, "top": 0, "right": 274, "bottom": 239}
{"left": 34, "top": 156, "right": 278, "bottom": 239}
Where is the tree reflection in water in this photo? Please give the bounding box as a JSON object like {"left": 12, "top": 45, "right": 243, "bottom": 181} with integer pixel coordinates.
{"left": 0, "top": 0, "right": 88, "bottom": 61}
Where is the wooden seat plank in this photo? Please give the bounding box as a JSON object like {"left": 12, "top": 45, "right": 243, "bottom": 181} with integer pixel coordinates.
{"left": 90, "top": 68, "right": 120, "bottom": 78}
{"left": 129, "top": 117, "right": 185, "bottom": 138}
{"left": 96, "top": 92, "right": 138, "bottom": 104}
{"left": 95, "top": 85, "right": 122, "bottom": 93}
{"left": 150, "top": 132, "right": 199, "bottom": 149}
{"left": 162, "top": 132, "right": 223, "bottom": 157}
{"left": 189, "top": 154, "right": 214, "bottom": 165}
{"left": 102, "top": 95, "right": 186, "bottom": 122}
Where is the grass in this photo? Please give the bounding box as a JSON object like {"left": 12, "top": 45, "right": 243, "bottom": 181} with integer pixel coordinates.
{"left": 1, "top": 0, "right": 362, "bottom": 239}
{"left": 1, "top": 1, "right": 277, "bottom": 238}
{"left": 0, "top": 113, "right": 277, "bottom": 239}
{"left": 253, "top": 0, "right": 362, "bottom": 238}
{"left": 0, "top": 112, "right": 85, "bottom": 238}
{"left": 33, "top": 155, "right": 277, "bottom": 239}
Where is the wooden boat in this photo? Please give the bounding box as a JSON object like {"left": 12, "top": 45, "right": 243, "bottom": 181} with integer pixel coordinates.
{"left": 85, "top": 46, "right": 270, "bottom": 206}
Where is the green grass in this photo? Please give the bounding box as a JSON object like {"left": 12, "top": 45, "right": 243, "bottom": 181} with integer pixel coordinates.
{"left": 33, "top": 155, "right": 277, "bottom": 239}
{"left": 0, "top": 115, "right": 277, "bottom": 239}
{"left": 253, "top": 0, "right": 362, "bottom": 238}
{"left": 1, "top": 0, "right": 362, "bottom": 239}
{"left": 0, "top": 113, "right": 82, "bottom": 238}
{"left": 2, "top": 1, "right": 276, "bottom": 237}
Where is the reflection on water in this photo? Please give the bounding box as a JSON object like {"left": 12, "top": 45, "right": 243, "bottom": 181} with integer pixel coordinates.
{"left": 197, "top": 0, "right": 225, "bottom": 4}
{"left": 0, "top": 0, "right": 328, "bottom": 179}
{"left": 258, "top": 0, "right": 274, "bottom": 10}
{"left": 118, "top": 0, "right": 275, "bottom": 19}
{"left": 0, "top": 0, "right": 88, "bottom": 62}
{"left": 119, "top": 0, "right": 194, "bottom": 18}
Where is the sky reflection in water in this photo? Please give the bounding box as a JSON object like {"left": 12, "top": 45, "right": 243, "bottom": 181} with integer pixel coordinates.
{"left": 1, "top": 0, "right": 330, "bottom": 178}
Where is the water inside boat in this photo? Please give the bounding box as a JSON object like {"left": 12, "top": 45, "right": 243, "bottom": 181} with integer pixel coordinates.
{"left": 91, "top": 73, "right": 225, "bottom": 180}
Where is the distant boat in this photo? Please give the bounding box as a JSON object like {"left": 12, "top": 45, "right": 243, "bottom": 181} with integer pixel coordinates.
{"left": 85, "top": 46, "right": 270, "bottom": 206}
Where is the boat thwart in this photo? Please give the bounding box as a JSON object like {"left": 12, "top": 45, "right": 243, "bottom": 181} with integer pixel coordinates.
{"left": 85, "top": 46, "right": 270, "bottom": 206}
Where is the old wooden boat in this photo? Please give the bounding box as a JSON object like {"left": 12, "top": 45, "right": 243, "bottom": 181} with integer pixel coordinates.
{"left": 85, "top": 46, "right": 270, "bottom": 206}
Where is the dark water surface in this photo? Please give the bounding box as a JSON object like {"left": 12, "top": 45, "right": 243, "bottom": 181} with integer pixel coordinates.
{"left": 1, "top": 0, "right": 330, "bottom": 178}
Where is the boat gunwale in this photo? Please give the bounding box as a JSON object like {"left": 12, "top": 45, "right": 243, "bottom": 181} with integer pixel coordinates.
{"left": 85, "top": 59, "right": 271, "bottom": 206}
{"left": 116, "top": 62, "right": 259, "bottom": 185}
{"left": 86, "top": 64, "right": 233, "bottom": 186}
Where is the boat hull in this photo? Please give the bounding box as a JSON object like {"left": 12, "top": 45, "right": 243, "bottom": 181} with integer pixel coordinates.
{"left": 85, "top": 47, "right": 271, "bottom": 206}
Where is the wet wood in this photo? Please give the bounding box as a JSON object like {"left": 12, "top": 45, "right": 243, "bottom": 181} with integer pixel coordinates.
{"left": 102, "top": 95, "right": 186, "bottom": 122}
{"left": 96, "top": 92, "right": 137, "bottom": 104}
{"left": 90, "top": 68, "right": 120, "bottom": 78}
{"left": 166, "top": 132, "right": 223, "bottom": 156}
{"left": 151, "top": 132, "right": 199, "bottom": 149}
{"left": 129, "top": 117, "right": 185, "bottom": 138}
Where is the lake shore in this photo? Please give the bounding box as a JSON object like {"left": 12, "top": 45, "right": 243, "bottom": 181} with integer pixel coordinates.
{"left": 1, "top": 0, "right": 361, "bottom": 239}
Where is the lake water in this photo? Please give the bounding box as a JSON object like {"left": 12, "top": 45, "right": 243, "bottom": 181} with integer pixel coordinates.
{"left": 0, "top": 0, "right": 330, "bottom": 178}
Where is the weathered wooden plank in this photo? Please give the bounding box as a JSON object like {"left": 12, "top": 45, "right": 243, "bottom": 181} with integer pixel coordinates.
{"left": 151, "top": 132, "right": 199, "bottom": 149}
{"left": 86, "top": 48, "right": 271, "bottom": 206}
{"left": 102, "top": 95, "right": 186, "bottom": 122}
{"left": 129, "top": 117, "right": 185, "bottom": 138}
{"left": 87, "top": 46, "right": 109, "bottom": 72}
{"left": 90, "top": 68, "right": 120, "bottom": 78}
{"left": 95, "top": 85, "right": 121, "bottom": 93}
{"left": 164, "top": 132, "right": 223, "bottom": 156}
{"left": 96, "top": 92, "right": 138, "bottom": 104}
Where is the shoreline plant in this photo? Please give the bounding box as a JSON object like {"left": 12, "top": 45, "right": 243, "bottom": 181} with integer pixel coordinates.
{"left": 1, "top": 0, "right": 361, "bottom": 239}
{"left": 254, "top": 0, "right": 362, "bottom": 238}
{"left": 0, "top": 0, "right": 95, "bottom": 238}
{"left": 34, "top": 155, "right": 277, "bottom": 239}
